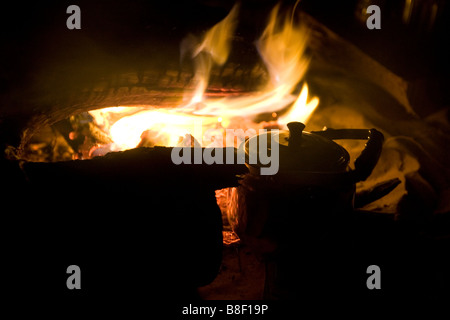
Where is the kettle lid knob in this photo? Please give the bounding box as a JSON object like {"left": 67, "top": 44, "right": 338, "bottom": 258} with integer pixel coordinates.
{"left": 287, "top": 122, "right": 305, "bottom": 149}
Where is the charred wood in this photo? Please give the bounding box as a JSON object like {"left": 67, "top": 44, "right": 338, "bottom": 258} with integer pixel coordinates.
{"left": 20, "top": 147, "right": 248, "bottom": 191}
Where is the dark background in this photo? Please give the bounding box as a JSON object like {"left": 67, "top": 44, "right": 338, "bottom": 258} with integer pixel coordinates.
{"left": 1, "top": 0, "right": 449, "bottom": 313}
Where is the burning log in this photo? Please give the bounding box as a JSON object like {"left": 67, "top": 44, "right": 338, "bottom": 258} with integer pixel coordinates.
{"left": 20, "top": 146, "right": 248, "bottom": 190}
{"left": 302, "top": 12, "right": 414, "bottom": 116}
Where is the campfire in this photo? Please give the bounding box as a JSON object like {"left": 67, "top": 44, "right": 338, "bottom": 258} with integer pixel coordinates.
{"left": 19, "top": 2, "right": 447, "bottom": 226}
{"left": 21, "top": 3, "right": 324, "bottom": 246}
{"left": 2, "top": 0, "right": 449, "bottom": 305}
{"left": 24, "top": 4, "right": 318, "bottom": 160}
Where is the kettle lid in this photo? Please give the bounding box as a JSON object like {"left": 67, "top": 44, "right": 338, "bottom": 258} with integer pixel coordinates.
{"left": 244, "top": 122, "right": 350, "bottom": 173}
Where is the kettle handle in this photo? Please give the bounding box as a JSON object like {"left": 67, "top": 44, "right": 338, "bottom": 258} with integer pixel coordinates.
{"left": 311, "top": 128, "right": 384, "bottom": 182}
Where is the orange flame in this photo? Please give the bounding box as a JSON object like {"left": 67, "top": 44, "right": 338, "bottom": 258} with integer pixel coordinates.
{"left": 89, "top": 4, "right": 319, "bottom": 152}
{"left": 183, "top": 4, "right": 239, "bottom": 106}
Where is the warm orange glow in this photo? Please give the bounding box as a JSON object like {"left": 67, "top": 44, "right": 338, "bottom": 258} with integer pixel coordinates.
{"left": 89, "top": 107, "right": 222, "bottom": 150}
{"left": 88, "top": 4, "right": 319, "bottom": 152}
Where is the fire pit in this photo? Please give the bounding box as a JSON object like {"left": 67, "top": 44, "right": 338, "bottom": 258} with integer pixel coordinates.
{"left": 1, "top": 0, "right": 449, "bottom": 308}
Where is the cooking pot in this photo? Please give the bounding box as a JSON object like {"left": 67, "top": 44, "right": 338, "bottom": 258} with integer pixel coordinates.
{"left": 227, "top": 122, "right": 384, "bottom": 252}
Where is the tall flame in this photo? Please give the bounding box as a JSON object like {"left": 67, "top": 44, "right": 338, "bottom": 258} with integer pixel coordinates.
{"left": 89, "top": 3, "right": 319, "bottom": 152}
{"left": 258, "top": 4, "right": 310, "bottom": 97}
{"left": 183, "top": 4, "right": 239, "bottom": 105}
{"left": 183, "top": 4, "right": 318, "bottom": 120}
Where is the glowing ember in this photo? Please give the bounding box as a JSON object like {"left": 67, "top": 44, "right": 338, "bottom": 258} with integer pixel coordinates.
{"left": 90, "top": 107, "right": 221, "bottom": 150}
{"left": 88, "top": 3, "right": 319, "bottom": 152}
